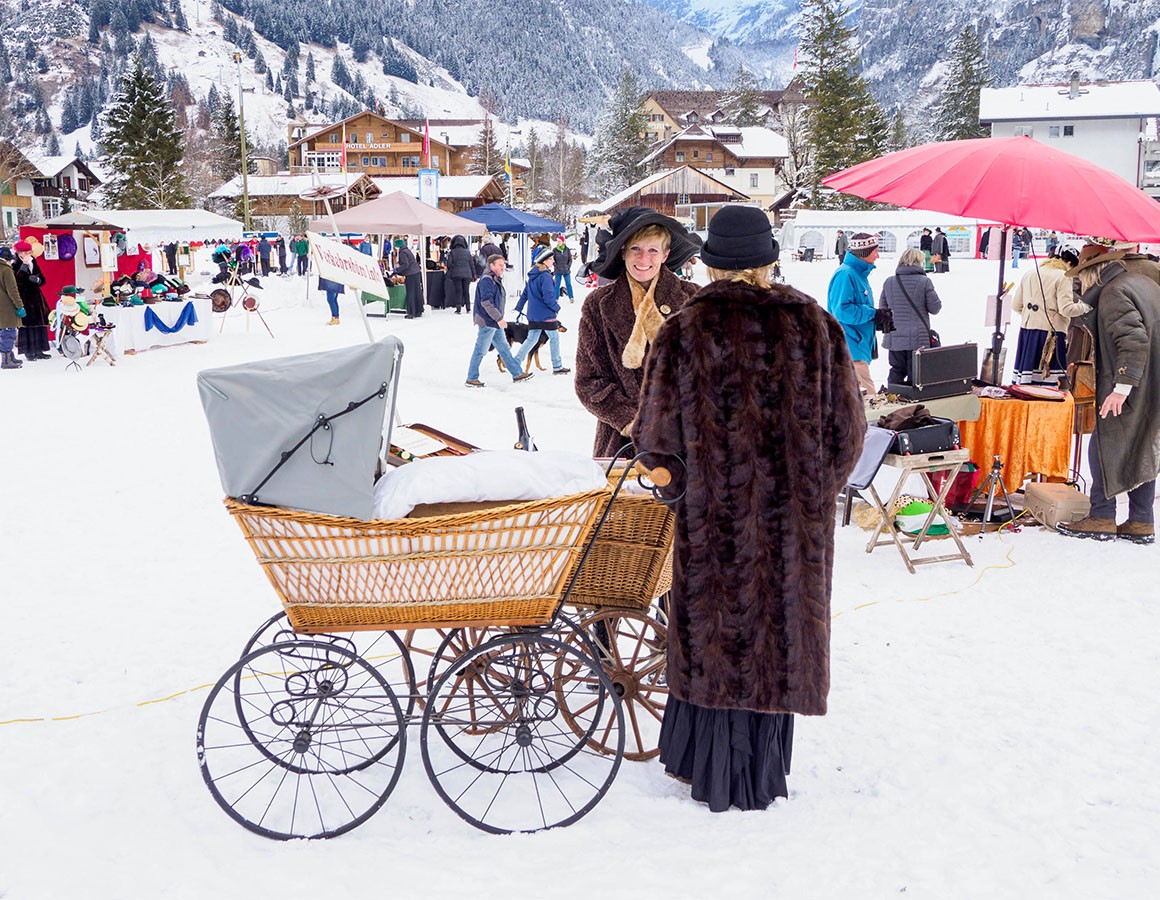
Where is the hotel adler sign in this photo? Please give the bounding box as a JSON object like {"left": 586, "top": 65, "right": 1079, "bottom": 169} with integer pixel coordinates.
{"left": 345, "top": 142, "right": 395, "bottom": 151}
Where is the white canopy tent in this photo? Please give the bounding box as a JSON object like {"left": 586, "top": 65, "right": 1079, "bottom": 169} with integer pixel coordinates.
{"left": 33, "top": 209, "right": 244, "bottom": 248}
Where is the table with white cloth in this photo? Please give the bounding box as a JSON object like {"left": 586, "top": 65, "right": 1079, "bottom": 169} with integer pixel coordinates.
{"left": 98, "top": 297, "right": 213, "bottom": 354}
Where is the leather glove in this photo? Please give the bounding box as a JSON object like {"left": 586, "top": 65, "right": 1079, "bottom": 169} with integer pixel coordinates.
{"left": 15, "top": 306, "right": 25, "bottom": 317}
{"left": 874, "top": 308, "right": 895, "bottom": 332}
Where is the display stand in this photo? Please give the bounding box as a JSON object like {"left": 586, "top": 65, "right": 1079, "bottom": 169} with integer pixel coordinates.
{"left": 864, "top": 448, "right": 974, "bottom": 574}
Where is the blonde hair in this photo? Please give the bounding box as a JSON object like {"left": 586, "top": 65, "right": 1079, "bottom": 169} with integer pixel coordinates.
{"left": 623, "top": 224, "right": 672, "bottom": 251}
{"left": 899, "top": 248, "right": 925, "bottom": 267}
{"left": 1076, "top": 265, "right": 1105, "bottom": 294}
{"left": 705, "top": 266, "right": 773, "bottom": 289}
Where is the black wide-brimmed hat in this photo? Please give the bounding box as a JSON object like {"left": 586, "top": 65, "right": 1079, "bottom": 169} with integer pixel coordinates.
{"left": 699, "top": 205, "right": 775, "bottom": 270}
{"left": 590, "top": 206, "right": 702, "bottom": 280}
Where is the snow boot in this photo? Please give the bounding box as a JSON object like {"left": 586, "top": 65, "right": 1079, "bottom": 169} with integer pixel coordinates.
{"left": 1056, "top": 516, "right": 1118, "bottom": 541}
{"left": 1, "top": 350, "right": 22, "bottom": 369}
{"left": 1117, "top": 520, "right": 1155, "bottom": 545}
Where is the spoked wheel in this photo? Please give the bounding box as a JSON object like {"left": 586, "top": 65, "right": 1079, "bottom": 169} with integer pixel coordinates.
{"left": 557, "top": 607, "right": 668, "bottom": 760}
{"left": 197, "top": 639, "right": 406, "bottom": 840}
{"left": 242, "top": 612, "right": 417, "bottom": 720}
{"left": 427, "top": 626, "right": 509, "bottom": 695}
{"left": 421, "top": 632, "right": 624, "bottom": 834}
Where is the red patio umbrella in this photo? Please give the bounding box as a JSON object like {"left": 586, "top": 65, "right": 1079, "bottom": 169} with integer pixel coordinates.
{"left": 821, "top": 136, "right": 1160, "bottom": 381}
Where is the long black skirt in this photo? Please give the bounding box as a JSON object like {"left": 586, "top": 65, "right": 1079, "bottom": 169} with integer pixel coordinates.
{"left": 1013, "top": 327, "right": 1067, "bottom": 386}
{"left": 658, "top": 696, "right": 794, "bottom": 813}
{"left": 17, "top": 325, "right": 49, "bottom": 356}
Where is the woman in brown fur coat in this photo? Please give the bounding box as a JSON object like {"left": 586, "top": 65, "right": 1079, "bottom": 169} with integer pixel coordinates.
{"left": 634, "top": 206, "right": 865, "bottom": 812}
{"left": 574, "top": 207, "right": 702, "bottom": 457}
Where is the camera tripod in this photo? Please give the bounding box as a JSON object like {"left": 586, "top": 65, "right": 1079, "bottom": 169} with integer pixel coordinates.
{"left": 964, "top": 454, "right": 1019, "bottom": 535}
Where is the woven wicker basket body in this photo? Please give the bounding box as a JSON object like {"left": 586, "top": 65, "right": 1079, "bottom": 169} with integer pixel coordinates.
{"left": 566, "top": 478, "right": 675, "bottom": 611}
{"left": 227, "top": 488, "right": 611, "bottom": 632}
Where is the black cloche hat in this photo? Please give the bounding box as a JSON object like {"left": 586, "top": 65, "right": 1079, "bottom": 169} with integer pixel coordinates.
{"left": 590, "top": 206, "right": 702, "bottom": 280}
{"left": 699, "top": 205, "right": 776, "bottom": 270}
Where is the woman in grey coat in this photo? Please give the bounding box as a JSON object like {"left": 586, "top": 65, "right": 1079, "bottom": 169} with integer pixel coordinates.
{"left": 878, "top": 247, "right": 942, "bottom": 386}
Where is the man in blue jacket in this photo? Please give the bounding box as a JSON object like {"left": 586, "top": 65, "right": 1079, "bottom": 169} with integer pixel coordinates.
{"left": 465, "top": 254, "right": 534, "bottom": 387}
{"left": 827, "top": 232, "right": 881, "bottom": 396}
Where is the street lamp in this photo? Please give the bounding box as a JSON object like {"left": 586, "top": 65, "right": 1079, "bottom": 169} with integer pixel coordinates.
{"left": 232, "top": 51, "right": 251, "bottom": 230}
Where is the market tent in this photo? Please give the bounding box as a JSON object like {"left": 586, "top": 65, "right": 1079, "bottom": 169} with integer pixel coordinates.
{"left": 34, "top": 208, "right": 243, "bottom": 247}
{"left": 456, "top": 204, "right": 567, "bottom": 288}
{"left": 309, "top": 191, "right": 487, "bottom": 237}
{"left": 309, "top": 191, "right": 487, "bottom": 320}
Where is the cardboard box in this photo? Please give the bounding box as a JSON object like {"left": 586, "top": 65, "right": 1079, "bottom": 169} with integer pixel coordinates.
{"left": 1024, "top": 482, "right": 1090, "bottom": 530}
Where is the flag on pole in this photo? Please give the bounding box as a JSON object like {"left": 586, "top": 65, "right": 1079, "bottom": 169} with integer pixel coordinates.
{"left": 340, "top": 122, "right": 347, "bottom": 172}
{"left": 423, "top": 119, "right": 431, "bottom": 167}
{"left": 792, "top": 47, "right": 798, "bottom": 71}
{"left": 504, "top": 152, "right": 512, "bottom": 182}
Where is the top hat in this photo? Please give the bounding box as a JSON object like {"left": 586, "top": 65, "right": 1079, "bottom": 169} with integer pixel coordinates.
{"left": 589, "top": 206, "right": 702, "bottom": 280}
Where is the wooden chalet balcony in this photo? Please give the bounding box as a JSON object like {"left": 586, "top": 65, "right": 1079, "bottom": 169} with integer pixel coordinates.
{"left": 32, "top": 184, "right": 84, "bottom": 199}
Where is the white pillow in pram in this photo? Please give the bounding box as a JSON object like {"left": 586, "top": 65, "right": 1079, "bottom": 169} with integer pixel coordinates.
{"left": 373, "top": 450, "right": 608, "bottom": 520}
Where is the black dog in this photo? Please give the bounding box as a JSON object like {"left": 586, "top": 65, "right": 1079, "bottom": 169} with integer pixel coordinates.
{"left": 494, "top": 321, "right": 565, "bottom": 372}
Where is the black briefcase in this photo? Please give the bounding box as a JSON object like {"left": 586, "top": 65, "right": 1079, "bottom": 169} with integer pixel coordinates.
{"left": 888, "top": 342, "right": 977, "bottom": 400}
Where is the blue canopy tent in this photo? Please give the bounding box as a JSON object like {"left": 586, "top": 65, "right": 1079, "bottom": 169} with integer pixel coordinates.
{"left": 456, "top": 204, "right": 567, "bottom": 293}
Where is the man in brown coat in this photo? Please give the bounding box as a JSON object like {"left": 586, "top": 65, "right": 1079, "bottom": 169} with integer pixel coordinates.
{"left": 574, "top": 207, "right": 701, "bottom": 457}
{"left": 0, "top": 248, "right": 25, "bottom": 369}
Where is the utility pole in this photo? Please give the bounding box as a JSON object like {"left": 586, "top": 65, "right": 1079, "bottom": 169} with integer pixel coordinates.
{"left": 233, "top": 51, "right": 251, "bottom": 230}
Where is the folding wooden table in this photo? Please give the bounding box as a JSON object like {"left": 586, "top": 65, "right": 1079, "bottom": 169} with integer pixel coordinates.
{"left": 864, "top": 448, "right": 974, "bottom": 574}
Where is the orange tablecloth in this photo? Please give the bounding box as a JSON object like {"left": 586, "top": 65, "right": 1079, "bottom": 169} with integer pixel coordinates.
{"left": 958, "top": 394, "right": 1075, "bottom": 493}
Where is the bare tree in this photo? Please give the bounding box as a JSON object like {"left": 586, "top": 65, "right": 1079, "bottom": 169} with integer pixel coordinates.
{"left": 773, "top": 100, "right": 812, "bottom": 204}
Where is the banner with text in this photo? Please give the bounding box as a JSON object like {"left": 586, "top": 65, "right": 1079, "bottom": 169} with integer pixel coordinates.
{"left": 308, "top": 233, "right": 384, "bottom": 295}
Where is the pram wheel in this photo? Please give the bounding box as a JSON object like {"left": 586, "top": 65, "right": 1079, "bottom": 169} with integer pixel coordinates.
{"left": 197, "top": 639, "right": 406, "bottom": 840}
{"left": 241, "top": 611, "right": 417, "bottom": 720}
{"left": 421, "top": 632, "right": 624, "bottom": 833}
{"left": 558, "top": 607, "right": 668, "bottom": 760}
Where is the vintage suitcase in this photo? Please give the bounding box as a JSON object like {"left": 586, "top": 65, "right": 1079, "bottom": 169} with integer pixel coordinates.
{"left": 1024, "top": 482, "right": 1090, "bottom": 530}
{"left": 888, "top": 343, "right": 978, "bottom": 401}
{"left": 887, "top": 417, "right": 961, "bottom": 455}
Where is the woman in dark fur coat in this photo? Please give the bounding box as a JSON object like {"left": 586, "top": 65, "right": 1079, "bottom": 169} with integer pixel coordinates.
{"left": 574, "top": 207, "right": 702, "bottom": 457}
{"left": 634, "top": 206, "right": 865, "bottom": 812}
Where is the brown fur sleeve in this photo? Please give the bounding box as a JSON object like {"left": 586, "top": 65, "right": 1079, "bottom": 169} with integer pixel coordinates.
{"left": 632, "top": 317, "right": 685, "bottom": 490}
{"left": 824, "top": 313, "right": 867, "bottom": 488}
{"left": 574, "top": 288, "right": 639, "bottom": 434}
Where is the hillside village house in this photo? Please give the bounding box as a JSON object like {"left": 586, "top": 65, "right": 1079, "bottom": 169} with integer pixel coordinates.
{"left": 641, "top": 124, "right": 789, "bottom": 210}
{"left": 0, "top": 144, "right": 102, "bottom": 231}
{"left": 287, "top": 111, "right": 472, "bottom": 176}
{"left": 979, "top": 77, "right": 1160, "bottom": 198}
{"left": 591, "top": 165, "right": 749, "bottom": 219}
{"left": 641, "top": 85, "right": 803, "bottom": 144}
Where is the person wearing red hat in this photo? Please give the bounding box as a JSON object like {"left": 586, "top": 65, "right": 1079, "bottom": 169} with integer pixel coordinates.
{"left": 12, "top": 240, "right": 51, "bottom": 360}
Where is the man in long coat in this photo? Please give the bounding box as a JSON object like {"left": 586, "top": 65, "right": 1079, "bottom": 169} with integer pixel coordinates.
{"left": 1058, "top": 250, "right": 1160, "bottom": 544}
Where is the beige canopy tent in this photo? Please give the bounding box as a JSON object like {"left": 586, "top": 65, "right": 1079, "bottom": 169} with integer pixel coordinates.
{"left": 309, "top": 191, "right": 487, "bottom": 320}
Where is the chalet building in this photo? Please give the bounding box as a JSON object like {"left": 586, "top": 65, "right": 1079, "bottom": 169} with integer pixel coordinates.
{"left": 641, "top": 80, "right": 804, "bottom": 144}
{"left": 287, "top": 111, "right": 472, "bottom": 177}
{"left": 980, "top": 75, "right": 1160, "bottom": 199}
{"left": 593, "top": 165, "right": 749, "bottom": 218}
{"left": 641, "top": 124, "right": 789, "bottom": 209}
{"left": 0, "top": 144, "right": 102, "bottom": 229}
{"left": 209, "top": 173, "right": 381, "bottom": 220}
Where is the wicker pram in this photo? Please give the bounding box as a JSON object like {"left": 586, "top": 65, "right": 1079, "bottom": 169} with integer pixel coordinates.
{"left": 226, "top": 487, "right": 613, "bottom": 632}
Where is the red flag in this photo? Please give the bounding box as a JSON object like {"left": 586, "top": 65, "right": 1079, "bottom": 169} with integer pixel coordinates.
{"left": 792, "top": 47, "right": 798, "bottom": 71}
{"left": 423, "top": 119, "right": 431, "bottom": 167}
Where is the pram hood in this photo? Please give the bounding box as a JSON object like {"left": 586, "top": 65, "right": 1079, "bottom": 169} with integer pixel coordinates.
{"left": 197, "top": 336, "right": 403, "bottom": 520}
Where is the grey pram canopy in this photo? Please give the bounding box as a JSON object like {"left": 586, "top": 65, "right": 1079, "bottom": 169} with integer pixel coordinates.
{"left": 198, "top": 337, "right": 404, "bottom": 520}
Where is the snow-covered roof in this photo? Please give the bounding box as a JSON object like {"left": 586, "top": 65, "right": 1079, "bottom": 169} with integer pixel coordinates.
{"left": 980, "top": 80, "right": 1160, "bottom": 122}
{"left": 642, "top": 124, "right": 788, "bottom": 165}
{"left": 596, "top": 166, "right": 747, "bottom": 213}
{"left": 32, "top": 208, "right": 243, "bottom": 245}
{"left": 27, "top": 155, "right": 100, "bottom": 181}
{"left": 370, "top": 175, "right": 500, "bottom": 199}
{"left": 209, "top": 174, "right": 375, "bottom": 199}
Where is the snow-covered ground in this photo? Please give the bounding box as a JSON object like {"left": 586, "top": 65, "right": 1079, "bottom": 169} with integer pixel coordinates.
{"left": 1, "top": 254, "right": 1157, "bottom": 899}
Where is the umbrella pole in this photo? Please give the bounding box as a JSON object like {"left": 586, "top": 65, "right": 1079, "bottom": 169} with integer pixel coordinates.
{"left": 982, "top": 227, "right": 1009, "bottom": 385}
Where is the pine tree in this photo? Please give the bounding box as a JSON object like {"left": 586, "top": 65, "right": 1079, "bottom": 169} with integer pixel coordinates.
{"left": 468, "top": 115, "right": 500, "bottom": 176}
{"left": 933, "top": 26, "right": 992, "bottom": 142}
{"left": 75, "top": 141, "right": 85, "bottom": 159}
{"left": 523, "top": 127, "right": 544, "bottom": 203}
{"left": 0, "top": 37, "right": 9, "bottom": 84}
{"left": 799, "top": 0, "right": 889, "bottom": 208}
{"left": 36, "top": 51, "right": 49, "bottom": 74}
{"left": 265, "top": 70, "right": 274, "bottom": 91}
{"left": 283, "top": 79, "right": 293, "bottom": 103}
{"left": 331, "top": 55, "right": 350, "bottom": 91}
{"left": 722, "top": 67, "right": 765, "bottom": 127}
{"left": 138, "top": 33, "right": 159, "bottom": 76}
{"left": 305, "top": 52, "right": 316, "bottom": 83}
{"left": 172, "top": 0, "right": 188, "bottom": 31}
{"left": 587, "top": 68, "right": 649, "bottom": 198}
{"left": 100, "top": 55, "right": 189, "bottom": 207}
{"left": 46, "top": 131, "right": 60, "bottom": 155}
{"left": 887, "top": 108, "right": 908, "bottom": 152}
{"left": 61, "top": 94, "right": 80, "bottom": 134}
{"left": 206, "top": 83, "right": 221, "bottom": 115}
{"left": 210, "top": 100, "right": 244, "bottom": 181}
